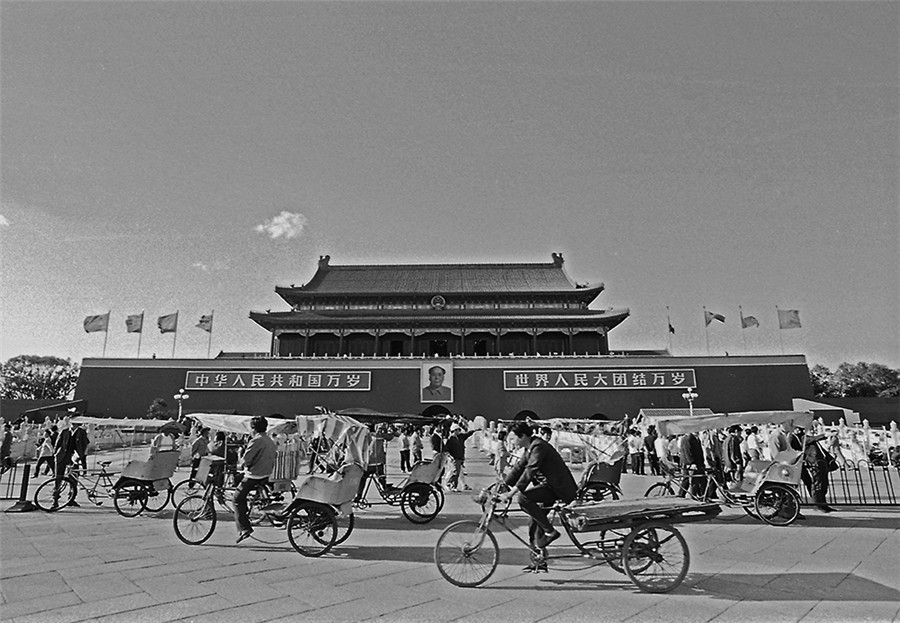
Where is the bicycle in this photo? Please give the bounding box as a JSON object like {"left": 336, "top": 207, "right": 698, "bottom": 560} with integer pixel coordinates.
{"left": 33, "top": 461, "right": 148, "bottom": 517}
{"left": 434, "top": 482, "right": 720, "bottom": 593}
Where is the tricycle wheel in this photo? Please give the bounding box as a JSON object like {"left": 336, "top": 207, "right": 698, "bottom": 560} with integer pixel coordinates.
{"left": 576, "top": 482, "right": 621, "bottom": 504}
{"left": 754, "top": 483, "right": 800, "bottom": 526}
{"left": 287, "top": 501, "right": 337, "bottom": 557}
{"left": 742, "top": 504, "right": 758, "bottom": 519}
{"left": 173, "top": 495, "right": 216, "bottom": 545}
{"left": 145, "top": 478, "right": 172, "bottom": 513}
{"left": 434, "top": 520, "right": 498, "bottom": 587}
{"left": 334, "top": 512, "right": 355, "bottom": 545}
{"left": 401, "top": 482, "right": 442, "bottom": 524}
{"left": 644, "top": 483, "right": 674, "bottom": 497}
{"left": 113, "top": 484, "right": 148, "bottom": 518}
{"left": 623, "top": 522, "right": 689, "bottom": 593}
{"left": 600, "top": 529, "right": 630, "bottom": 573}
{"left": 34, "top": 478, "right": 76, "bottom": 512}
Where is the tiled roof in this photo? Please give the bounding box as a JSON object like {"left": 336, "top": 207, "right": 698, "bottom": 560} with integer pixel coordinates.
{"left": 283, "top": 254, "right": 602, "bottom": 295}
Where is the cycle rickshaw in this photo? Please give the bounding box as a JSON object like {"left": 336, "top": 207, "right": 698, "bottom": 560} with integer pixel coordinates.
{"left": 33, "top": 417, "right": 183, "bottom": 517}
{"left": 640, "top": 410, "right": 815, "bottom": 526}
{"left": 434, "top": 481, "right": 721, "bottom": 593}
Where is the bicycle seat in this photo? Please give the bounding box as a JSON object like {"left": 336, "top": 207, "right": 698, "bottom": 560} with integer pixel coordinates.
{"left": 99, "top": 461, "right": 113, "bottom": 468}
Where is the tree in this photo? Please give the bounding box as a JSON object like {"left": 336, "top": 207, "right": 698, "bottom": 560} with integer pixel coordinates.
{"left": 146, "top": 398, "right": 172, "bottom": 420}
{"left": 0, "top": 355, "right": 80, "bottom": 400}
{"left": 831, "top": 362, "right": 900, "bottom": 398}
{"left": 810, "top": 361, "right": 900, "bottom": 398}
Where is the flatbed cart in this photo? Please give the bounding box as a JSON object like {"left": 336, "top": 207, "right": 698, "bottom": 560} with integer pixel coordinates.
{"left": 435, "top": 483, "right": 720, "bottom": 593}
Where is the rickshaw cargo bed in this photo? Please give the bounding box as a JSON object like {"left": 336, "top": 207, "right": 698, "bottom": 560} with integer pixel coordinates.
{"left": 565, "top": 497, "right": 721, "bottom": 533}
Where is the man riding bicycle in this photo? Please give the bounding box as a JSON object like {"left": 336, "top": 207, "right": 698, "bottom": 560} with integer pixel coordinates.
{"left": 234, "top": 416, "right": 277, "bottom": 544}
{"left": 497, "top": 422, "right": 577, "bottom": 571}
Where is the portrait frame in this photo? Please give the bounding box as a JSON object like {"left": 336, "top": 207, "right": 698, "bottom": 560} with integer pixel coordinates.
{"left": 421, "top": 361, "right": 453, "bottom": 403}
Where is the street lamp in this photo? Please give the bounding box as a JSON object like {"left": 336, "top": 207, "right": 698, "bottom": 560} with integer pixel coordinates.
{"left": 174, "top": 388, "right": 190, "bottom": 420}
{"left": 682, "top": 387, "right": 698, "bottom": 417}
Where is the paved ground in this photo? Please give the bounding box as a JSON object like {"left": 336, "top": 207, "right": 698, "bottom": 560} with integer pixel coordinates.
{"left": 2, "top": 446, "right": 898, "bottom": 623}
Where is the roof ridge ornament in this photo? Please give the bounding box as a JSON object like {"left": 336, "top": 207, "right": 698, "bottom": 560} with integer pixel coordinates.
{"left": 551, "top": 252, "right": 564, "bottom": 267}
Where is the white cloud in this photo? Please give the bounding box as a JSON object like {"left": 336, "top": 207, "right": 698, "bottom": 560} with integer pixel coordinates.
{"left": 192, "top": 260, "right": 228, "bottom": 272}
{"left": 0, "top": 215, "right": 9, "bottom": 229}
{"left": 254, "top": 211, "right": 307, "bottom": 240}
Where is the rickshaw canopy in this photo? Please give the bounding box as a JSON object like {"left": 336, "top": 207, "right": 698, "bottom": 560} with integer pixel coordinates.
{"left": 70, "top": 416, "right": 184, "bottom": 433}
{"left": 296, "top": 413, "right": 372, "bottom": 468}
{"left": 188, "top": 413, "right": 297, "bottom": 436}
{"left": 335, "top": 407, "right": 446, "bottom": 426}
{"left": 646, "top": 410, "right": 815, "bottom": 436}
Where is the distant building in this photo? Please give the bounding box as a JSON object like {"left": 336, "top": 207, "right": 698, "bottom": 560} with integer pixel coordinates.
{"left": 75, "top": 254, "right": 814, "bottom": 420}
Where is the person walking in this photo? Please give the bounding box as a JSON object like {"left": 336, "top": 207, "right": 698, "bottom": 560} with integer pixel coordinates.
{"left": 789, "top": 425, "right": 836, "bottom": 513}
{"left": 190, "top": 428, "right": 210, "bottom": 481}
{"left": 1, "top": 423, "right": 13, "bottom": 473}
{"left": 398, "top": 427, "right": 412, "bottom": 472}
{"left": 444, "top": 424, "right": 475, "bottom": 491}
{"left": 35, "top": 429, "right": 55, "bottom": 476}
{"left": 410, "top": 427, "right": 423, "bottom": 465}
{"left": 644, "top": 426, "right": 660, "bottom": 476}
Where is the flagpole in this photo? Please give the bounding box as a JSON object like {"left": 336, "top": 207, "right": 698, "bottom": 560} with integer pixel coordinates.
{"left": 666, "top": 306, "right": 673, "bottom": 355}
{"left": 776, "top": 305, "right": 784, "bottom": 354}
{"left": 739, "top": 306, "right": 747, "bottom": 354}
{"left": 102, "top": 310, "right": 110, "bottom": 357}
{"left": 207, "top": 310, "right": 214, "bottom": 359}
{"left": 137, "top": 310, "right": 144, "bottom": 358}
{"left": 172, "top": 310, "right": 178, "bottom": 358}
{"left": 703, "top": 307, "right": 710, "bottom": 355}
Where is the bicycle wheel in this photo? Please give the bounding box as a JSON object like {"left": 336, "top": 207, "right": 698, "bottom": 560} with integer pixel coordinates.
{"left": 434, "top": 520, "right": 499, "bottom": 588}
{"left": 400, "top": 482, "right": 442, "bottom": 524}
{"left": 576, "top": 482, "right": 621, "bottom": 503}
{"left": 34, "top": 478, "right": 76, "bottom": 512}
{"left": 600, "top": 529, "right": 630, "bottom": 573}
{"left": 171, "top": 478, "right": 202, "bottom": 505}
{"left": 754, "top": 483, "right": 800, "bottom": 526}
{"left": 113, "top": 484, "right": 148, "bottom": 518}
{"left": 643, "top": 483, "right": 674, "bottom": 497}
{"left": 287, "top": 501, "right": 337, "bottom": 557}
{"left": 334, "top": 512, "right": 355, "bottom": 545}
{"left": 622, "top": 522, "right": 689, "bottom": 593}
{"left": 173, "top": 495, "right": 217, "bottom": 545}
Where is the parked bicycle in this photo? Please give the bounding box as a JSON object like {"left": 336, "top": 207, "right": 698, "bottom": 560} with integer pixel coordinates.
{"left": 33, "top": 461, "right": 146, "bottom": 518}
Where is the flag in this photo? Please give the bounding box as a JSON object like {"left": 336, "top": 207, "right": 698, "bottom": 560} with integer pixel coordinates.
{"left": 196, "top": 313, "right": 213, "bottom": 333}
{"left": 778, "top": 309, "right": 802, "bottom": 330}
{"left": 158, "top": 312, "right": 178, "bottom": 333}
{"left": 668, "top": 322, "right": 675, "bottom": 334}
{"left": 704, "top": 310, "right": 726, "bottom": 326}
{"left": 125, "top": 313, "right": 143, "bottom": 333}
{"left": 83, "top": 313, "right": 110, "bottom": 333}
{"left": 741, "top": 314, "right": 759, "bottom": 329}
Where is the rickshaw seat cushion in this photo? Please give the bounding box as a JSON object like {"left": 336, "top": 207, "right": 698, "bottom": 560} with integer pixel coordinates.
{"left": 294, "top": 463, "right": 364, "bottom": 506}
{"left": 408, "top": 453, "right": 446, "bottom": 484}
{"left": 772, "top": 449, "right": 803, "bottom": 466}
{"left": 120, "top": 450, "right": 180, "bottom": 481}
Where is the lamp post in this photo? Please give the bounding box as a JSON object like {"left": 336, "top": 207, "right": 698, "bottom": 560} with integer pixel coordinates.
{"left": 682, "top": 387, "right": 698, "bottom": 417}
{"left": 174, "top": 388, "right": 190, "bottom": 420}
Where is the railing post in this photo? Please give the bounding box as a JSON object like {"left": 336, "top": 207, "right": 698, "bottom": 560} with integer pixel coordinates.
{"left": 5, "top": 463, "right": 37, "bottom": 512}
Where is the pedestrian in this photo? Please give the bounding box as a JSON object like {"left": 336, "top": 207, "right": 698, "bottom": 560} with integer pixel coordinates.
{"left": 35, "top": 429, "right": 55, "bottom": 476}
{"left": 494, "top": 430, "right": 510, "bottom": 478}
{"left": 444, "top": 423, "right": 475, "bottom": 491}
{"left": 789, "top": 425, "right": 836, "bottom": 513}
{"left": 746, "top": 426, "right": 761, "bottom": 460}
{"left": 724, "top": 425, "right": 744, "bottom": 483}
{"left": 72, "top": 422, "right": 89, "bottom": 470}
{"left": 1, "top": 423, "right": 12, "bottom": 473}
{"left": 398, "top": 427, "right": 411, "bottom": 472}
{"left": 410, "top": 427, "right": 423, "bottom": 465}
{"left": 628, "top": 429, "right": 645, "bottom": 475}
{"left": 678, "top": 432, "right": 706, "bottom": 498}
{"left": 644, "top": 426, "right": 660, "bottom": 476}
{"left": 190, "top": 428, "right": 210, "bottom": 481}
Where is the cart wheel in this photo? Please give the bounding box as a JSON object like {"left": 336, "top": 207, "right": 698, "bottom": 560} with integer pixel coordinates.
{"left": 34, "top": 478, "right": 76, "bottom": 512}
{"left": 754, "top": 483, "right": 800, "bottom": 526}
{"left": 434, "top": 520, "right": 499, "bottom": 587}
{"left": 643, "top": 483, "right": 675, "bottom": 497}
{"left": 742, "top": 504, "right": 758, "bottom": 519}
{"left": 144, "top": 479, "right": 173, "bottom": 513}
{"left": 113, "top": 484, "right": 148, "bottom": 518}
{"left": 622, "top": 522, "right": 689, "bottom": 593}
{"left": 600, "top": 529, "right": 630, "bottom": 574}
{"left": 287, "top": 502, "right": 337, "bottom": 557}
{"left": 173, "top": 495, "right": 217, "bottom": 545}
{"left": 334, "top": 512, "right": 355, "bottom": 545}
{"left": 401, "top": 482, "right": 442, "bottom": 524}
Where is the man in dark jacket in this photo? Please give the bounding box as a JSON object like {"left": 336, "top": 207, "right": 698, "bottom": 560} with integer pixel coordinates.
{"left": 678, "top": 432, "right": 706, "bottom": 498}
{"left": 444, "top": 424, "right": 475, "bottom": 491}
{"left": 498, "top": 422, "right": 577, "bottom": 565}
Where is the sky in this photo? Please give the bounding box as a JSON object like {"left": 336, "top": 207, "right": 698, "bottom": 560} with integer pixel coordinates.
{"left": 1, "top": 1, "right": 897, "bottom": 371}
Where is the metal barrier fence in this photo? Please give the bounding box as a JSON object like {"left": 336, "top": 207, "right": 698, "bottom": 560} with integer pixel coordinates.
{"left": 798, "top": 460, "right": 900, "bottom": 506}
{"left": 1, "top": 461, "right": 24, "bottom": 500}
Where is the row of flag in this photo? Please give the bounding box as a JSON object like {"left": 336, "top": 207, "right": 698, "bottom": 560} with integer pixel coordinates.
{"left": 83, "top": 311, "right": 213, "bottom": 334}
{"left": 667, "top": 308, "right": 802, "bottom": 334}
